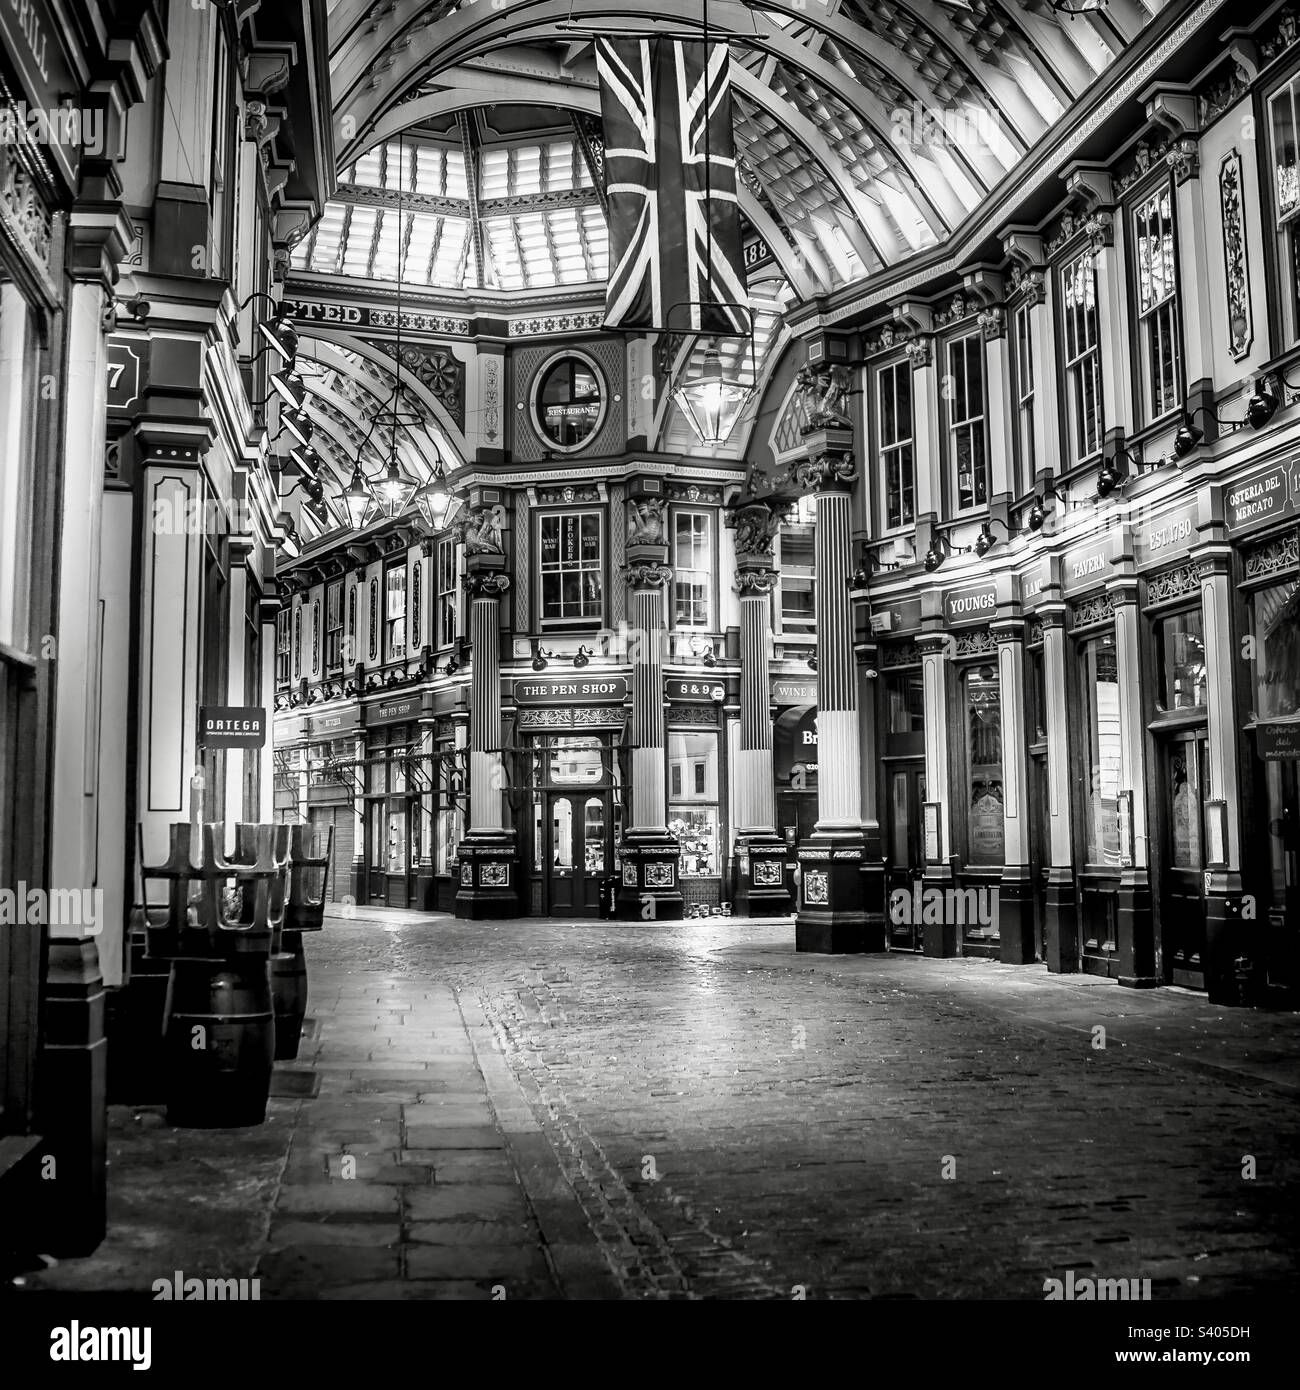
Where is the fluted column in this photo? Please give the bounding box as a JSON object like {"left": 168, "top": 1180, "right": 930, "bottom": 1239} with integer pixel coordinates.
{"left": 792, "top": 434, "right": 880, "bottom": 953}
{"left": 1040, "top": 586, "right": 1079, "bottom": 973}
{"left": 453, "top": 558, "right": 517, "bottom": 918}
{"left": 1111, "top": 571, "right": 1156, "bottom": 988}
{"left": 994, "top": 617, "right": 1035, "bottom": 964}
{"left": 731, "top": 502, "right": 790, "bottom": 915}
{"left": 616, "top": 545, "right": 683, "bottom": 919}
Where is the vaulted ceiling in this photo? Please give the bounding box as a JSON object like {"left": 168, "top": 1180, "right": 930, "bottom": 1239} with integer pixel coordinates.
{"left": 315, "top": 0, "right": 1174, "bottom": 300}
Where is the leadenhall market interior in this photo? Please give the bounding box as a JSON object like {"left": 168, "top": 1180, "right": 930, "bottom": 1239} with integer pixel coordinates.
{"left": 5, "top": 0, "right": 1300, "bottom": 1265}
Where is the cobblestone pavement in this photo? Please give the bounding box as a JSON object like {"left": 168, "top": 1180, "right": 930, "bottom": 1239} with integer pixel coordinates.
{"left": 16, "top": 908, "right": 1300, "bottom": 1301}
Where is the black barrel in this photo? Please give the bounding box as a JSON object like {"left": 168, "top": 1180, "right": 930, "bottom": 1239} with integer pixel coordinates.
{"left": 162, "top": 946, "right": 274, "bottom": 1127}
{"left": 270, "top": 929, "right": 308, "bottom": 1061}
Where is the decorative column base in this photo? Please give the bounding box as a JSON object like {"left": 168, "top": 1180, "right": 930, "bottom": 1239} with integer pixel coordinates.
{"left": 615, "top": 830, "right": 684, "bottom": 920}
{"left": 795, "top": 832, "right": 881, "bottom": 953}
{"left": 998, "top": 867, "right": 1037, "bottom": 965}
{"left": 733, "top": 832, "right": 792, "bottom": 917}
{"left": 1044, "top": 869, "right": 1080, "bottom": 974}
{"left": 35, "top": 940, "right": 107, "bottom": 1256}
{"left": 454, "top": 831, "right": 520, "bottom": 919}
{"left": 1117, "top": 869, "right": 1159, "bottom": 989}
{"left": 1204, "top": 870, "right": 1246, "bottom": 1005}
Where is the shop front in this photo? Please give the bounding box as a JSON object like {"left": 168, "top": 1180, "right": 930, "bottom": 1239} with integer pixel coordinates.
{"left": 875, "top": 599, "right": 926, "bottom": 950}
{"left": 305, "top": 707, "right": 361, "bottom": 904}
{"left": 773, "top": 677, "right": 818, "bottom": 863}
{"left": 362, "top": 693, "right": 426, "bottom": 909}
{"left": 513, "top": 675, "right": 629, "bottom": 917}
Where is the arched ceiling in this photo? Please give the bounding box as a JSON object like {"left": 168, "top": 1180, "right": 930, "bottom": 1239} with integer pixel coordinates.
{"left": 312, "top": 0, "right": 1172, "bottom": 302}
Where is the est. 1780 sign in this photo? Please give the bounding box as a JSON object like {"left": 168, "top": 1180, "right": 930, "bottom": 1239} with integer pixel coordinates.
{"left": 198, "top": 706, "right": 266, "bottom": 749}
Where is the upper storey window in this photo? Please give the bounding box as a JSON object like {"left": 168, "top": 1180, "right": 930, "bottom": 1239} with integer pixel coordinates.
{"left": 671, "top": 511, "right": 712, "bottom": 629}
{"left": 1268, "top": 73, "right": 1300, "bottom": 342}
{"left": 1011, "top": 302, "right": 1035, "bottom": 494}
{"left": 1132, "top": 186, "right": 1183, "bottom": 423}
{"left": 1060, "top": 251, "right": 1103, "bottom": 463}
{"left": 539, "top": 512, "right": 604, "bottom": 628}
{"left": 946, "top": 332, "right": 988, "bottom": 512}
{"left": 876, "top": 359, "right": 914, "bottom": 530}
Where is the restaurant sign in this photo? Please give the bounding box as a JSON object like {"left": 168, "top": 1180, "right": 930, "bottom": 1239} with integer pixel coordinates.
{"left": 1224, "top": 459, "right": 1300, "bottom": 534}
{"left": 773, "top": 680, "right": 817, "bottom": 706}
{"left": 1134, "top": 498, "right": 1199, "bottom": 569}
{"left": 943, "top": 582, "right": 997, "bottom": 626}
{"left": 666, "top": 678, "right": 725, "bottom": 703}
{"left": 198, "top": 706, "right": 266, "bottom": 750}
{"left": 1254, "top": 722, "right": 1300, "bottom": 761}
{"left": 514, "top": 676, "right": 629, "bottom": 705}
{"left": 309, "top": 708, "right": 360, "bottom": 738}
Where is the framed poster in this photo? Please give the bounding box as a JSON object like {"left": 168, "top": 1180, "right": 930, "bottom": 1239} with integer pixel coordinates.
{"left": 923, "top": 801, "right": 943, "bottom": 864}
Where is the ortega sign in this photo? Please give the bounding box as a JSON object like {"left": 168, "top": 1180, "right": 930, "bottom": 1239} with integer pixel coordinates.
{"left": 198, "top": 706, "right": 266, "bottom": 749}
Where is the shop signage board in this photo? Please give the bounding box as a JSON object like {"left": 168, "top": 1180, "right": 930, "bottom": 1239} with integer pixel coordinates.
{"left": 368, "top": 694, "right": 423, "bottom": 726}
{"left": 1255, "top": 722, "right": 1300, "bottom": 760}
{"left": 1061, "top": 537, "right": 1111, "bottom": 596}
{"left": 666, "top": 678, "right": 725, "bottom": 702}
{"left": 869, "top": 596, "right": 923, "bottom": 634}
{"left": 942, "top": 582, "right": 998, "bottom": 626}
{"left": 198, "top": 706, "right": 266, "bottom": 749}
{"left": 1020, "top": 560, "right": 1048, "bottom": 610}
{"left": 309, "top": 708, "right": 359, "bottom": 738}
{"left": 1224, "top": 458, "right": 1300, "bottom": 534}
{"left": 1133, "top": 498, "right": 1199, "bottom": 569}
{"left": 0, "top": 0, "right": 81, "bottom": 188}
{"left": 513, "top": 676, "right": 629, "bottom": 705}
{"left": 772, "top": 679, "right": 817, "bottom": 705}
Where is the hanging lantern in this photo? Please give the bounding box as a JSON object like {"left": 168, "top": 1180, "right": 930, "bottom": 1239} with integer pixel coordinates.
{"left": 673, "top": 341, "right": 752, "bottom": 446}
{"left": 413, "top": 462, "right": 464, "bottom": 532}
{"left": 373, "top": 452, "right": 417, "bottom": 518}
{"left": 340, "top": 462, "right": 375, "bottom": 530}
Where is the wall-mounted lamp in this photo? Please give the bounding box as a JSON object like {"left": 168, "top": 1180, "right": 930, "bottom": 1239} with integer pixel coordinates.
{"left": 923, "top": 537, "right": 949, "bottom": 572}
{"left": 531, "top": 639, "right": 553, "bottom": 672}
{"left": 973, "top": 518, "right": 1011, "bottom": 558}
{"left": 275, "top": 515, "right": 302, "bottom": 560}
{"left": 689, "top": 635, "right": 717, "bottom": 667}
{"left": 280, "top": 406, "right": 313, "bottom": 450}
{"left": 239, "top": 292, "right": 299, "bottom": 366}
{"left": 574, "top": 645, "right": 594, "bottom": 668}
{"left": 806, "top": 651, "right": 818, "bottom": 672}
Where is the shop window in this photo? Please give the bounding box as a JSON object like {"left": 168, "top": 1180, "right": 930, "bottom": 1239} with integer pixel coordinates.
{"left": 275, "top": 609, "right": 291, "bottom": 686}
{"left": 386, "top": 564, "right": 407, "bottom": 661}
{"left": 539, "top": 511, "right": 603, "bottom": 626}
{"left": 1154, "top": 609, "right": 1206, "bottom": 711}
{"left": 326, "top": 581, "right": 343, "bottom": 671}
{"left": 549, "top": 736, "right": 604, "bottom": 784}
{"left": 366, "top": 724, "right": 413, "bottom": 875}
{"left": 1060, "top": 250, "right": 1102, "bottom": 462}
{"left": 1079, "top": 634, "right": 1122, "bottom": 865}
{"left": 963, "top": 665, "right": 1004, "bottom": 866}
{"left": 436, "top": 737, "right": 464, "bottom": 875}
{"left": 668, "top": 730, "right": 719, "bottom": 877}
{"left": 672, "top": 510, "right": 712, "bottom": 627}
{"left": 877, "top": 359, "right": 914, "bottom": 529}
{"left": 946, "top": 331, "right": 987, "bottom": 511}
{"left": 437, "top": 537, "right": 457, "bottom": 647}
{"left": 1249, "top": 577, "right": 1300, "bottom": 719}
{"left": 1132, "top": 185, "right": 1182, "bottom": 422}
{"left": 885, "top": 671, "right": 924, "bottom": 735}
{"left": 1012, "top": 302, "right": 1035, "bottom": 493}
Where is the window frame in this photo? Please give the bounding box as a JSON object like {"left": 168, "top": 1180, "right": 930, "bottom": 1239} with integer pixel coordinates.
{"left": 536, "top": 508, "right": 606, "bottom": 630}
{"left": 1058, "top": 248, "right": 1104, "bottom": 465}
{"left": 670, "top": 507, "right": 714, "bottom": 630}
{"left": 1129, "top": 180, "right": 1184, "bottom": 425}
{"left": 876, "top": 356, "right": 915, "bottom": 531}
{"left": 1011, "top": 301, "right": 1036, "bottom": 494}
{"left": 944, "top": 329, "right": 989, "bottom": 514}
{"left": 385, "top": 562, "right": 407, "bottom": 663}
{"left": 325, "top": 580, "right": 343, "bottom": 672}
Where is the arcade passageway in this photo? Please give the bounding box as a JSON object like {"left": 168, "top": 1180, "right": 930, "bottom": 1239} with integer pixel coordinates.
{"left": 17, "top": 910, "right": 1300, "bottom": 1301}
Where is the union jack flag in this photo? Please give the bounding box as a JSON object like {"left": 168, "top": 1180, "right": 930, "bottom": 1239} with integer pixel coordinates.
{"left": 596, "top": 38, "right": 749, "bottom": 334}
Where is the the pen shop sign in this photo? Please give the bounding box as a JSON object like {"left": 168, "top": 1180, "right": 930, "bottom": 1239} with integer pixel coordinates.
{"left": 513, "top": 676, "right": 629, "bottom": 705}
{"left": 198, "top": 706, "right": 266, "bottom": 749}
{"left": 367, "top": 694, "right": 424, "bottom": 726}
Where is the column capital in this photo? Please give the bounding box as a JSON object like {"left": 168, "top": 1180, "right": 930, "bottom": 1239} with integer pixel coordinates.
{"left": 992, "top": 617, "right": 1026, "bottom": 642}
{"left": 462, "top": 571, "right": 511, "bottom": 599}
{"left": 792, "top": 447, "right": 857, "bottom": 494}
{"left": 735, "top": 567, "right": 779, "bottom": 596}
{"left": 625, "top": 562, "right": 672, "bottom": 589}
{"left": 916, "top": 631, "right": 951, "bottom": 656}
